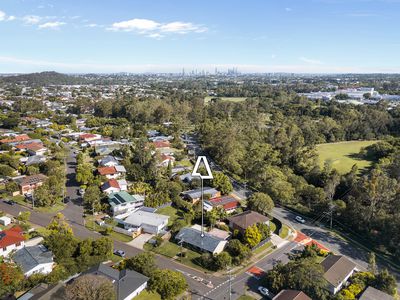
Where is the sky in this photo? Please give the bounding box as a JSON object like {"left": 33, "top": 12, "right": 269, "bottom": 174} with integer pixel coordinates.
{"left": 1, "top": 0, "right": 400, "bottom": 73}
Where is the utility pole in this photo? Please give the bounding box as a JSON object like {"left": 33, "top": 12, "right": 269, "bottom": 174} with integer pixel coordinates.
{"left": 32, "top": 190, "right": 35, "bottom": 209}
{"left": 201, "top": 177, "right": 204, "bottom": 237}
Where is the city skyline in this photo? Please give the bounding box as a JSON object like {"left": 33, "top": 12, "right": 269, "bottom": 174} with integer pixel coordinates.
{"left": 1, "top": 0, "right": 400, "bottom": 73}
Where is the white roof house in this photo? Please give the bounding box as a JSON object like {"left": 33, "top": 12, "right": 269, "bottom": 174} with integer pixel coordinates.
{"left": 121, "top": 211, "right": 169, "bottom": 235}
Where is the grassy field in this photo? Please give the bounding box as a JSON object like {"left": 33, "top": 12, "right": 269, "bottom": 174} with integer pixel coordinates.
{"left": 316, "top": 140, "right": 378, "bottom": 174}
{"left": 204, "top": 96, "right": 247, "bottom": 104}
{"left": 279, "top": 224, "right": 290, "bottom": 239}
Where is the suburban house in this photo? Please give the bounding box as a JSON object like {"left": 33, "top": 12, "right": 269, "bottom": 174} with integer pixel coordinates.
{"left": 101, "top": 179, "right": 128, "bottom": 194}
{"left": 0, "top": 226, "right": 25, "bottom": 257}
{"left": 15, "top": 142, "right": 47, "bottom": 156}
{"left": 107, "top": 191, "right": 144, "bottom": 217}
{"left": 118, "top": 210, "right": 169, "bottom": 234}
{"left": 14, "top": 174, "right": 47, "bottom": 195}
{"left": 358, "top": 286, "right": 394, "bottom": 300}
{"left": 94, "top": 143, "right": 121, "bottom": 156}
{"left": 227, "top": 210, "right": 270, "bottom": 234}
{"left": 273, "top": 290, "right": 312, "bottom": 300}
{"left": 181, "top": 187, "right": 220, "bottom": 203}
{"left": 176, "top": 227, "right": 227, "bottom": 255}
{"left": 0, "top": 134, "right": 31, "bottom": 144}
{"left": 85, "top": 263, "right": 149, "bottom": 300}
{"left": 17, "top": 282, "right": 65, "bottom": 300}
{"left": 158, "top": 153, "right": 175, "bottom": 167}
{"left": 13, "top": 245, "right": 54, "bottom": 277}
{"left": 98, "top": 155, "right": 119, "bottom": 167}
{"left": 79, "top": 133, "right": 102, "bottom": 143}
{"left": 97, "top": 165, "right": 126, "bottom": 179}
{"left": 153, "top": 140, "right": 171, "bottom": 150}
{"left": 204, "top": 195, "right": 240, "bottom": 213}
{"left": 321, "top": 255, "right": 357, "bottom": 294}
{"left": 24, "top": 155, "right": 47, "bottom": 166}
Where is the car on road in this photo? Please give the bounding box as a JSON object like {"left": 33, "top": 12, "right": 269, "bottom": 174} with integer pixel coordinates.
{"left": 4, "top": 199, "right": 15, "bottom": 205}
{"left": 113, "top": 250, "right": 125, "bottom": 257}
{"left": 295, "top": 215, "right": 306, "bottom": 224}
{"left": 258, "top": 286, "right": 270, "bottom": 297}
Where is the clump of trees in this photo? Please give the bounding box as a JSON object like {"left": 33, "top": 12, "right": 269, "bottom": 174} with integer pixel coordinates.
{"left": 122, "top": 252, "right": 187, "bottom": 299}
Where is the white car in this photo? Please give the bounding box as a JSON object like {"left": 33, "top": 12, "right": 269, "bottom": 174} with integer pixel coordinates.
{"left": 295, "top": 215, "right": 306, "bottom": 224}
{"left": 258, "top": 286, "right": 270, "bottom": 297}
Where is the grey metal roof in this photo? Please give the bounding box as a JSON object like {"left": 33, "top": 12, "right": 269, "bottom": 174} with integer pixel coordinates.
{"left": 25, "top": 155, "right": 46, "bottom": 166}
{"left": 359, "top": 286, "right": 394, "bottom": 300}
{"left": 98, "top": 155, "right": 118, "bottom": 166}
{"left": 182, "top": 187, "right": 218, "bottom": 200}
{"left": 176, "top": 227, "right": 226, "bottom": 253}
{"left": 88, "top": 264, "right": 149, "bottom": 300}
{"left": 13, "top": 245, "right": 53, "bottom": 274}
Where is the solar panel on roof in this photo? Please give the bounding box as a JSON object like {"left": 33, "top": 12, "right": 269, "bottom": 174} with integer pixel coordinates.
{"left": 0, "top": 232, "right": 6, "bottom": 240}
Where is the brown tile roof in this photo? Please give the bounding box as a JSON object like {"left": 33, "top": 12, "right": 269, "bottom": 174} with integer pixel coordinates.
{"left": 15, "top": 174, "right": 47, "bottom": 187}
{"left": 15, "top": 142, "right": 45, "bottom": 151}
{"left": 0, "top": 226, "right": 25, "bottom": 248}
{"left": 321, "top": 255, "right": 356, "bottom": 287}
{"left": 98, "top": 166, "right": 117, "bottom": 175}
{"left": 273, "top": 290, "right": 312, "bottom": 300}
{"left": 227, "top": 210, "right": 269, "bottom": 231}
{"left": 153, "top": 141, "right": 170, "bottom": 148}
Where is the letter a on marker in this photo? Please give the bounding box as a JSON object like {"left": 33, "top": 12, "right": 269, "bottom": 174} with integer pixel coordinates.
{"left": 192, "top": 156, "right": 213, "bottom": 179}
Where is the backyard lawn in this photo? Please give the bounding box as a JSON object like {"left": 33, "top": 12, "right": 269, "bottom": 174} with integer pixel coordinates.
{"left": 316, "top": 140, "right": 378, "bottom": 174}
{"left": 134, "top": 290, "right": 161, "bottom": 300}
{"left": 156, "top": 205, "right": 179, "bottom": 226}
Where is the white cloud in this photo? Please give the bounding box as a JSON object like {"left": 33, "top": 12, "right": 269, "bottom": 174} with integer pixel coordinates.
{"left": 110, "top": 18, "right": 160, "bottom": 32}
{"left": 0, "top": 10, "right": 15, "bottom": 22}
{"left": 85, "top": 23, "right": 98, "bottom": 28}
{"left": 23, "top": 15, "right": 42, "bottom": 24}
{"left": 108, "top": 18, "right": 207, "bottom": 38}
{"left": 0, "top": 10, "right": 6, "bottom": 21}
{"left": 38, "top": 21, "right": 66, "bottom": 29}
{"left": 300, "top": 57, "right": 323, "bottom": 65}
{"left": 160, "top": 21, "right": 206, "bottom": 34}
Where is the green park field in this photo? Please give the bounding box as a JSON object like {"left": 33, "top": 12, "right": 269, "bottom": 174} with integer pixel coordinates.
{"left": 204, "top": 96, "right": 247, "bottom": 104}
{"left": 316, "top": 140, "right": 378, "bottom": 174}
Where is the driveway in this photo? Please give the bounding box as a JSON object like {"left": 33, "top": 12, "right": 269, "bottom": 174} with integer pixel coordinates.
{"left": 127, "top": 233, "right": 154, "bottom": 249}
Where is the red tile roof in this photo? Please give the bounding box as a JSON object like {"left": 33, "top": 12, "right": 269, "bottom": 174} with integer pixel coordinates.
{"left": 223, "top": 201, "right": 240, "bottom": 210}
{"left": 0, "top": 134, "right": 31, "bottom": 144}
{"left": 15, "top": 142, "right": 45, "bottom": 151}
{"left": 0, "top": 226, "right": 25, "bottom": 249}
{"left": 153, "top": 141, "right": 170, "bottom": 148}
{"left": 98, "top": 166, "right": 117, "bottom": 175}
{"left": 79, "top": 133, "right": 98, "bottom": 140}
{"left": 160, "top": 153, "right": 175, "bottom": 161}
{"left": 108, "top": 179, "right": 120, "bottom": 188}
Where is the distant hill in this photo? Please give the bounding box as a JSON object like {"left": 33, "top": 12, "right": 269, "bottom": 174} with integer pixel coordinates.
{"left": 0, "top": 71, "right": 89, "bottom": 86}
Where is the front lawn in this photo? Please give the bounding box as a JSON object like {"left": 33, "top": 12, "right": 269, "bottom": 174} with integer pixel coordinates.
{"left": 9, "top": 195, "right": 66, "bottom": 213}
{"left": 147, "top": 241, "right": 207, "bottom": 272}
{"left": 253, "top": 241, "right": 273, "bottom": 255}
{"left": 238, "top": 295, "right": 256, "bottom": 300}
{"left": 85, "top": 217, "right": 133, "bottom": 242}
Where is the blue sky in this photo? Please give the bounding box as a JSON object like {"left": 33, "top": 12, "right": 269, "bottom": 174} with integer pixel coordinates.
{"left": 0, "top": 0, "right": 400, "bottom": 73}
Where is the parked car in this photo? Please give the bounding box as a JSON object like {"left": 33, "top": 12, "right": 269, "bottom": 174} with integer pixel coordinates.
{"left": 78, "top": 188, "right": 85, "bottom": 196}
{"left": 295, "top": 215, "right": 306, "bottom": 224}
{"left": 258, "top": 286, "right": 270, "bottom": 297}
{"left": 4, "top": 199, "right": 15, "bottom": 205}
{"left": 113, "top": 250, "right": 125, "bottom": 257}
